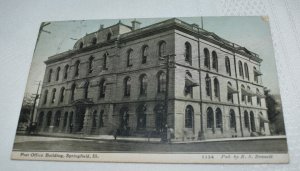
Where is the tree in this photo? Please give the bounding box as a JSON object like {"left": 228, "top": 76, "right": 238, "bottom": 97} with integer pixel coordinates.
{"left": 264, "top": 88, "right": 286, "bottom": 135}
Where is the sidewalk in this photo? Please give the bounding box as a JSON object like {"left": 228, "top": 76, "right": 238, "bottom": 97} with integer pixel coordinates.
{"left": 20, "top": 132, "right": 287, "bottom": 144}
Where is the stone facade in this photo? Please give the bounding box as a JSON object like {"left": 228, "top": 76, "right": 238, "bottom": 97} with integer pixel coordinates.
{"left": 36, "top": 18, "right": 270, "bottom": 140}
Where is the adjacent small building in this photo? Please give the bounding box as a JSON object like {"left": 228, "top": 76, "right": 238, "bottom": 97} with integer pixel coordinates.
{"left": 36, "top": 18, "right": 270, "bottom": 140}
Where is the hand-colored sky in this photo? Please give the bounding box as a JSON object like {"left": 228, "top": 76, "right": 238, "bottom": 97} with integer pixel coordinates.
{"left": 25, "top": 16, "right": 280, "bottom": 96}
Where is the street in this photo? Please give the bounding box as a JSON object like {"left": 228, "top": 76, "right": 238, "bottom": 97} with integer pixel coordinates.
{"left": 13, "top": 135, "right": 288, "bottom": 153}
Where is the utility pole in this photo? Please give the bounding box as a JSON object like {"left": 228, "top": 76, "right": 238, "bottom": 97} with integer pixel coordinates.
{"left": 29, "top": 81, "right": 41, "bottom": 125}
{"left": 159, "top": 54, "right": 175, "bottom": 142}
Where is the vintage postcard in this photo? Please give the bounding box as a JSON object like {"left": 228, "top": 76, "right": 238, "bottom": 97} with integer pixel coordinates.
{"left": 12, "top": 16, "right": 288, "bottom": 163}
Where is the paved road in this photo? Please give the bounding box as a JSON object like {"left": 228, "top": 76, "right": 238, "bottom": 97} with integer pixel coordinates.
{"left": 13, "top": 135, "right": 288, "bottom": 153}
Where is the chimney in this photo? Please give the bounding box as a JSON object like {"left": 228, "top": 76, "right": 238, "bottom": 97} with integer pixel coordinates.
{"left": 131, "top": 19, "right": 141, "bottom": 30}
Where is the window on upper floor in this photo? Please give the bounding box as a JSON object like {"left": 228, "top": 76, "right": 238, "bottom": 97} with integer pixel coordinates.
{"left": 239, "top": 61, "right": 244, "bottom": 78}
{"left": 253, "top": 67, "right": 258, "bottom": 83}
{"left": 140, "top": 74, "right": 147, "bottom": 96}
{"left": 227, "top": 82, "right": 234, "bottom": 103}
{"left": 74, "top": 60, "right": 80, "bottom": 77}
{"left": 205, "top": 74, "right": 211, "bottom": 97}
{"left": 51, "top": 88, "right": 56, "bottom": 104}
{"left": 142, "top": 45, "right": 148, "bottom": 64}
{"left": 107, "top": 33, "right": 112, "bottom": 41}
{"left": 204, "top": 48, "right": 210, "bottom": 69}
{"left": 214, "top": 78, "right": 220, "bottom": 99}
{"left": 185, "top": 71, "right": 193, "bottom": 96}
{"left": 225, "top": 56, "right": 231, "bottom": 76}
{"left": 241, "top": 84, "right": 246, "bottom": 102}
{"left": 124, "top": 77, "right": 131, "bottom": 97}
{"left": 244, "top": 63, "right": 249, "bottom": 80}
{"left": 48, "top": 69, "right": 53, "bottom": 82}
{"left": 83, "top": 81, "right": 89, "bottom": 99}
{"left": 56, "top": 67, "right": 60, "bottom": 81}
{"left": 212, "top": 51, "right": 218, "bottom": 71}
{"left": 60, "top": 87, "right": 65, "bottom": 103}
{"left": 88, "top": 56, "right": 94, "bottom": 74}
{"left": 127, "top": 49, "right": 133, "bottom": 67}
{"left": 43, "top": 90, "right": 48, "bottom": 105}
{"left": 99, "top": 79, "right": 106, "bottom": 99}
{"left": 103, "top": 52, "right": 108, "bottom": 70}
{"left": 159, "top": 41, "right": 166, "bottom": 57}
{"left": 247, "top": 86, "right": 252, "bottom": 104}
{"left": 157, "top": 71, "right": 166, "bottom": 93}
{"left": 244, "top": 111, "right": 249, "bottom": 129}
{"left": 64, "top": 65, "right": 69, "bottom": 79}
{"left": 92, "top": 37, "right": 97, "bottom": 45}
{"left": 185, "top": 42, "right": 192, "bottom": 64}
{"left": 257, "top": 88, "right": 261, "bottom": 106}
{"left": 70, "top": 83, "right": 76, "bottom": 101}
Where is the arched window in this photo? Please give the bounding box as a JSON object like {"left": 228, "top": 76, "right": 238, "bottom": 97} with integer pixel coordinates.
{"left": 238, "top": 61, "right": 244, "bottom": 78}
{"left": 205, "top": 74, "right": 211, "bottom": 97}
{"left": 127, "top": 49, "right": 133, "bottom": 67}
{"left": 256, "top": 88, "right": 261, "bottom": 106}
{"left": 185, "top": 42, "right": 192, "bottom": 63}
{"left": 140, "top": 74, "right": 147, "bottom": 95}
{"left": 157, "top": 71, "right": 166, "bottom": 93}
{"left": 46, "top": 111, "right": 52, "bottom": 127}
{"left": 225, "top": 56, "right": 231, "bottom": 76}
{"left": 244, "top": 111, "right": 249, "bottom": 129}
{"left": 59, "top": 87, "right": 65, "bottom": 103}
{"left": 107, "top": 33, "right": 112, "bottom": 41}
{"left": 99, "top": 79, "right": 106, "bottom": 98}
{"left": 54, "top": 111, "right": 61, "bottom": 127}
{"left": 64, "top": 65, "right": 69, "bottom": 79}
{"left": 103, "top": 52, "right": 108, "bottom": 70}
{"left": 120, "top": 107, "right": 129, "bottom": 129}
{"left": 84, "top": 81, "right": 89, "bottom": 99}
{"left": 154, "top": 104, "right": 164, "bottom": 131}
{"left": 244, "top": 63, "right": 249, "bottom": 80}
{"left": 99, "top": 110, "right": 104, "bottom": 128}
{"left": 43, "top": 90, "right": 48, "bottom": 105}
{"left": 88, "top": 56, "right": 94, "bottom": 73}
{"left": 185, "top": 71, "right": 193, "bottom": 95}
{"left": 142, "top": 45, "right": 148, "bottom": 64}
{"left": 227, "top": 82, "right": 233, "bottom": 103}
{"left": 241, "top": 84, "right": 246, "bottom": 102}
{"left": 185, "top": 105, "right": 194, "bottom": 128}
{"left": 216, "top": 108, "right": 222, "bottom": 129}
{"left": 63, "top": 112, "right": 68, "bottom": 129}
{"left": 247, "top": 86, "right": 252, "bottom": 104}
{"left": 56, "top": 67, "right": 60, "bottom": 81}
{"left": 74, "top": 60, "right": 80, "bottom": 77}
{"left": 159, "top": 41, "right": 166, "bottom": 57}
{"left": 207, "top": 107, "right": 214, "bottom": 128}
{"left": 214, "top": 78, "right": 220, "bottom": 98}
{"left": 38, "top": 112, "right": 44, "bottom": 127}
{"left": 253, "top": 67, "right": 258, "bottom": 83}
{"left": 229, "top": 109, "right": 236, "bottom": 129}
{"left": 48, "top": 69, "right": 53, "bottom": 82}
{"left": 137, "top": 104, "right": 147, "bottom": 129}
{"left": 92, "top": 110, "right": 97, "bottom": 131}
{"left": 204, "top": 48, "right": 210, "bottom": 68}
{"left": 70, "top": 83, "right": 76, "bottom": 101}
{"left": 92, "top": 37, "right": 97, "bottom": 45}
{"left": 51, "top": 88, "right": 56, "bottom": 103}
{"left": 79, "top": 42, "right": 83, "bottom": 49}
{"left": 250, "top": 111, "right": 256, "bottom": 132}
{"left": 212, "top": 51, "right": 218, "bottom": 71}
{"left": 124, "top": 77, "right": 131, "bottom": 97}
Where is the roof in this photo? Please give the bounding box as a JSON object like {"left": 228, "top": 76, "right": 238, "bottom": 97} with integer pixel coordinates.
{"left": 45, "top": 18, "right": 262, "bottom": 64}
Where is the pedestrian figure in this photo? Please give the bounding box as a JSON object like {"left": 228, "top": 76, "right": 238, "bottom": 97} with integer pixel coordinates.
{"left": 69, "top": 123, "right": 73, "bottom": 133}
{"left": 113, "top": 129, "right": 118, "bottom": 140}
{"left": 167, "top": 127, "right": 171, "bottom": 143}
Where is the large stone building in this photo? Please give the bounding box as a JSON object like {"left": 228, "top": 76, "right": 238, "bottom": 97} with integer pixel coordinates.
{"left": 36, "top": 18, "right": 270, "bottom": 140}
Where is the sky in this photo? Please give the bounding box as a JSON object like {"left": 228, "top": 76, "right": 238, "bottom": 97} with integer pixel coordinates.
{"left": 24, "top": 16, "right": 280, "bottom": 96}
